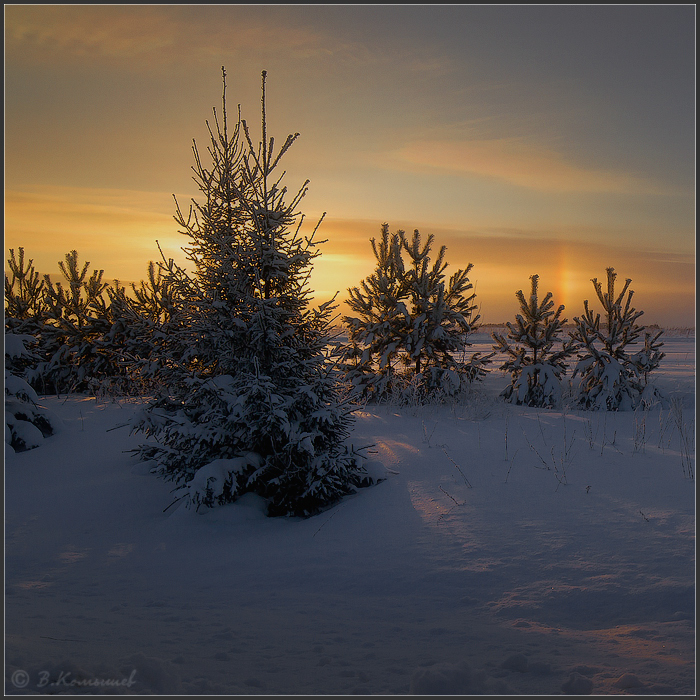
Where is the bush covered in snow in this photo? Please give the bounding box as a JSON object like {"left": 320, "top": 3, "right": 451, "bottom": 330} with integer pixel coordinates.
{"left": 492, "top": 274, "right": 577, "bottom": 408}
{"left": 5, "top": 334, "right": 57, "bottom": 452}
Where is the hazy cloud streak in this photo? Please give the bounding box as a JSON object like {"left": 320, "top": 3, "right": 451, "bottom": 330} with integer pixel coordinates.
{"left": 5, "top": 5, "right": 361, "bottom": 69}
{"left": 388, "top": 138, "right": 672, "bottom": 195}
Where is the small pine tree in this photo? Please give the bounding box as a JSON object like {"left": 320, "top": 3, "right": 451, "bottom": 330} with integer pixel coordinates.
{"left": 342, "top": 224, "right": 491, "bottom": 402}
{"left": 5, "top": 249, "right": 55, "bottom": 450}
{"left": 492, "top": 274, "right": 577, "bottom": 408}
{"left": 630, "top": 329, "right": 665, "bottom": 392}
{"left": 27, "top": 250, "right": 127, "bottom": 395}
{"left": 5, "top": 248, "right": 47, "bottom": 382}
{"left": 5, "top": 248, "right": 46, "bottom": 333}
{"left": 42, "top": 250, "right": 108, "bottom": 329}
{"left": 130, "top": 68, "right": 372, "bottom": 517}
{"left": 5, "top": 247, "right": 146, "bottom": 397}
{"left": 342, "top": 224, "right": 409, "bottom": 398}
{"left": 570, "top": 267, "right": 664, "bottom": 410}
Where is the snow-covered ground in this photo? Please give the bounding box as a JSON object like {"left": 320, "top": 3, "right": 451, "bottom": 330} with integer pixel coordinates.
{"left": 5, "top": 335, "right": 695, "bottom": 695}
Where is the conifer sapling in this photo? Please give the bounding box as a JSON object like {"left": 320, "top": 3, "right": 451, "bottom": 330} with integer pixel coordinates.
{"left": 492, "top": 274, "right": 576, "bottom": 408}
{"left": 570, "top": 267, "right": 664, "bottom": 410}
{"left": 343, "top": 224, "right": 491, "bottom": 402}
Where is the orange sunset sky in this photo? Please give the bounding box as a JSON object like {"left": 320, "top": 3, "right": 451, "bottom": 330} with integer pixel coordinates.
{"left": 4, "top": 4, "right": 696, "bottom": 326}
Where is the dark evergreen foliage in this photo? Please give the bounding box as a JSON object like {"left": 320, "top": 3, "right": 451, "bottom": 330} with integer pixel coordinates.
{"left": 104, "top": 261, "right": 180, "bottom": 393}
{"left": 342, "top": 224, "right": 491, "bottom": 402}
{"left": 5, "top": 248, "right": 45, "bottom": 332}
{"left": 4, "top": 247, "right": 176, "bottom": 397}
{"left": 492, "top": 274, "right": 577, "bottom": 407}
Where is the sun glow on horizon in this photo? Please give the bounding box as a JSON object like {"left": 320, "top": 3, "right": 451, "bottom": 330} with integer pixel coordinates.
{"left": 4, "top": 191, "right": 695, "bottom": 328}
{"left": 4, "top": 6, "right": 694, "bottom": 328}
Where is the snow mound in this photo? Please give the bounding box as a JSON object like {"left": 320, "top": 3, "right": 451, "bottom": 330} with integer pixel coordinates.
{"left": 5, "top": 414, "right": 44, "bottom": 452}
{"left": 613, "top": 672, "right": 645, "bottom": 690}
{"left": 363, "top": 459, "right": 388, "bottom": 483}
{"left": 561, "top": 671, "right": 594, "bottom": 694}
{"left": 5, "top": 373, "right": 39, "bottom": 403}
{"left": 4, "top": 333, "right": 36, "bottom": 360}
{"left": 5, "top": 372, "right": 60, "bottom": 452}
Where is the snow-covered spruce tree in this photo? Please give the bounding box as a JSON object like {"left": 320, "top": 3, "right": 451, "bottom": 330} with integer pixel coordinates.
{"left": 342, "top": 224, "right": 491, "bottom": 402}
{"left": 130, "top": 68, "right": 372, "bottom": 517}
{"left": 570, "top": 267, "right": 664, "bottom": 410}
{"left": 341, "top": 224, "right": 407, "bottom": 399}
{"left": 492, "top": 274, "right": 577, "bottom": 408}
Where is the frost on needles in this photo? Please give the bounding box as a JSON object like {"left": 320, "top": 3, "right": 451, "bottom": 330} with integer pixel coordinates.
{"left": 129, "top": 69, "right": 374, "bottom": 517}
{"left": 570, "top": 267, "right": 665, "bottom": 411}
{"left": 492, "top": 274, "right": 577, "bottom": 408}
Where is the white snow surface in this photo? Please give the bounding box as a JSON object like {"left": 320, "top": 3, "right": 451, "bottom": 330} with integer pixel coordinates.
{"left": 4, "top": 334, "right": 695, "bottom": 695}
{"left": 4, "top": 374, "right": 39, "bottom": 404}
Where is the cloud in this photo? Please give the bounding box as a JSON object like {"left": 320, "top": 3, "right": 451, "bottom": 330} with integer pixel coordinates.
{"left": 386, "top": 138, "right": 670, "bottom": 195}
{"left": 4, "top": 5, "right": 354, "bottom": 70}
{"left": 5, "top": 6, "right": 180, "bottom": 65}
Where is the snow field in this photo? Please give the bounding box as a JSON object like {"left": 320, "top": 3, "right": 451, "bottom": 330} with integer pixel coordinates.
{"left": 5, "top": 336, "right": 695, "bottom": 695}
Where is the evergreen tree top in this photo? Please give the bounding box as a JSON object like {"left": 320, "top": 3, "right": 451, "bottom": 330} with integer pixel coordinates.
{"left": 575, "top": 267, "right": 645, "bottom": 356}
{"left": 492, "top": 273, "right": 575, "bottom": 377}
